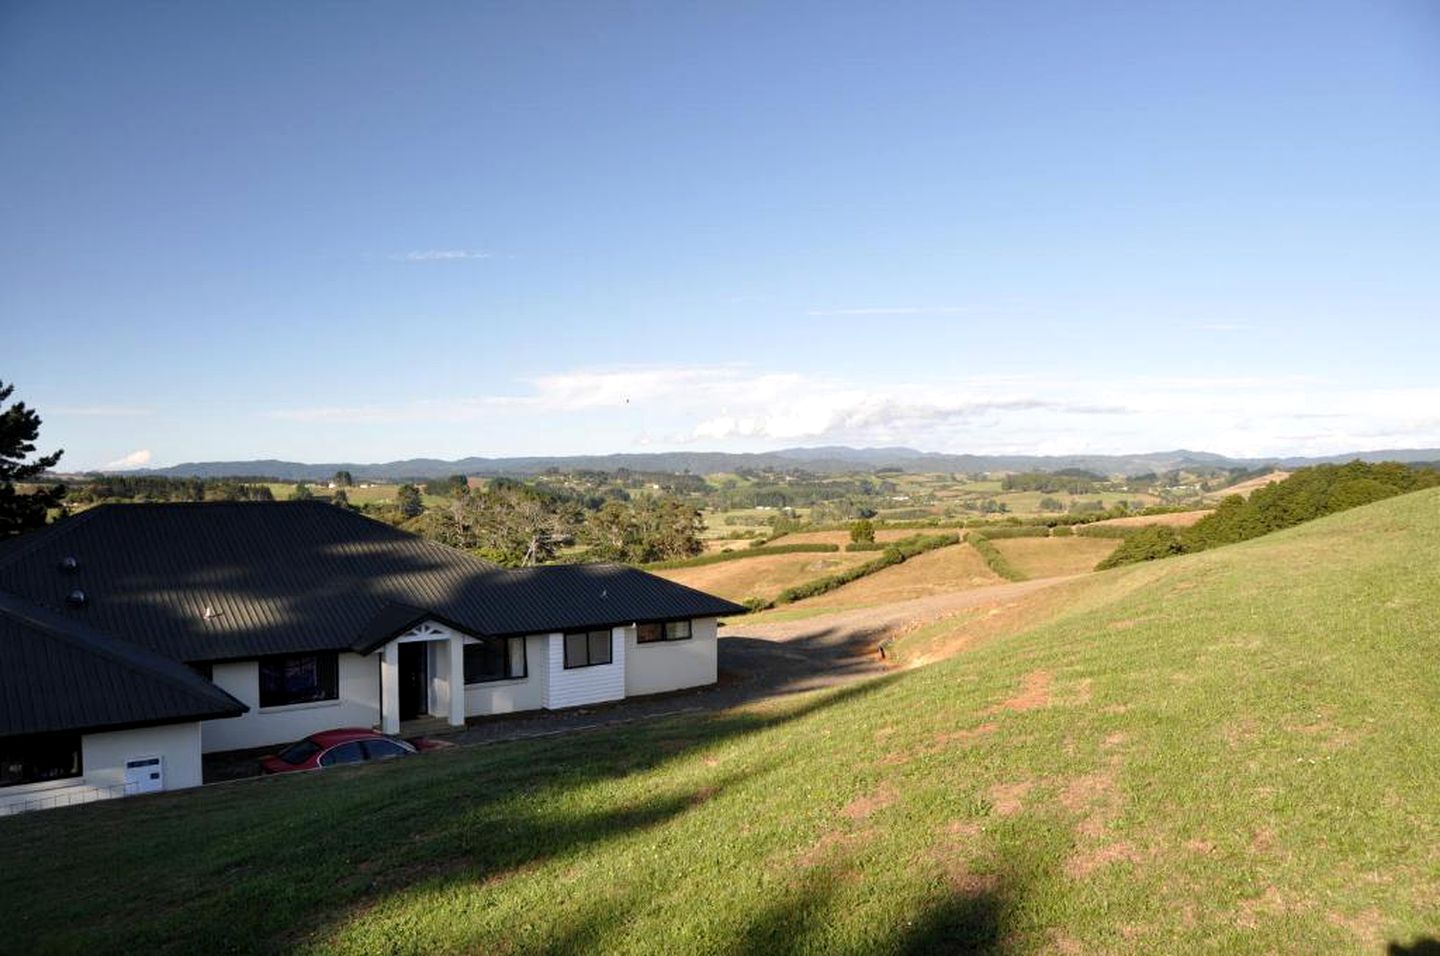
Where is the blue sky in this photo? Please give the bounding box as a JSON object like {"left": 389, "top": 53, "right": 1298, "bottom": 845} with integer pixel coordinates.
{"left": 2, "top": 1, "right": 1437, "bottom": 470}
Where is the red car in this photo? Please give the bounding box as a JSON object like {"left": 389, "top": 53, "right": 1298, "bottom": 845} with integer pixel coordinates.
{"left": 259, "top": 728, "right": 445, "bottom": 774}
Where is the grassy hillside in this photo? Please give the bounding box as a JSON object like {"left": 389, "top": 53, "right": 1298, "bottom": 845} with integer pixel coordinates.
{"left": 3, "top": 490, "right": 1438, "bottom": 953}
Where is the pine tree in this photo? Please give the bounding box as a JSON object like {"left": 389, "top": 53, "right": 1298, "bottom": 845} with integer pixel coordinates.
{"left": 0, "top": 380, "right": 65, "bottom": 537}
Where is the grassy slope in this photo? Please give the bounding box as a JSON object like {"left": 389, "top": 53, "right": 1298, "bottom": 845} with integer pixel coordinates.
{"left": 4, "top": 491, "right": 1439, "bottom": 954}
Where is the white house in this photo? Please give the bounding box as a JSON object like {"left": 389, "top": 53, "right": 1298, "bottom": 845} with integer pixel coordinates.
{"left": 0, "top": 502, "right": 743, "bottom": 811}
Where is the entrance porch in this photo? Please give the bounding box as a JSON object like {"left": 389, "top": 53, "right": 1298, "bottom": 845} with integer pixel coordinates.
{"left": 379, "top": 620, "right": 467, "bottom": 734}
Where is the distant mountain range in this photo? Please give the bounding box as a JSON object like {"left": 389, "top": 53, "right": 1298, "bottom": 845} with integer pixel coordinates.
{"left": 81, "top": 445, "right": 1440, "bottom": 481}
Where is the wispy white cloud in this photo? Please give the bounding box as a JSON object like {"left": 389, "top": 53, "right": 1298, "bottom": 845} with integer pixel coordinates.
{"left": 103, "top": 449, "right": 152, "bottom": 470}
{"left": 265, "top": 363, "right": 1440, "bottom": 459}
{"left": 805, "top": 306, "right": 976, "bottom": 317}
{"left": 390, "top": 249, "right": 493, "bottom": 262}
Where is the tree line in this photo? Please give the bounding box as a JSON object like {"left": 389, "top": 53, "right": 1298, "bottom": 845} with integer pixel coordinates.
{"left": 1098, "top": 461, "right": 1440, "bottom": 570}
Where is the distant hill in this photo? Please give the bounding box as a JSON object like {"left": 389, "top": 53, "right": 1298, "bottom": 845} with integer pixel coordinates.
{"left": 88, "top": 445, "right": 1440, "bottom": 482}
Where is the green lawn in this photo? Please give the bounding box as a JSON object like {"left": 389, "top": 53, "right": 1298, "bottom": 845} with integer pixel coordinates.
{"left": 3, "top": 491, "right": 1439, "bottom": 953}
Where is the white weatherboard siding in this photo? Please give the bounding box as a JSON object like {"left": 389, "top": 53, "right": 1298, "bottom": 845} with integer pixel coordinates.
{"left": 623, "top": 617, "right": 719, "bottom": 697}
{"left": 201, "top": 653, "right": 380, "bottom": 753}
{"left": 543, "top": 628, "right": 626, "bottom": 710}
{"left": 0, "top": 722, "right": 203, "bottom": 816}
{"left": 465, "top": 634, "right": 548, "bottom": 716}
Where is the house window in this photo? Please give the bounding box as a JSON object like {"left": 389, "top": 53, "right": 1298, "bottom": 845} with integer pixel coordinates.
{"left": 258, "top": 652, "right": 339, "bottom": 708}
{"left": 0, "top": 733, "right": 82, "bottom": 788}
{"left": 464, "top": 637, "right": 527, "bottom": 684}
{"left": 563, "top": 630, "right": 613, "bottom": 668}
{"left": 637, "top": 620, "right": 692, "bottom": 644}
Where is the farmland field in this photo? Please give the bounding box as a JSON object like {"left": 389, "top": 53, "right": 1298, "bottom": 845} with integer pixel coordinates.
{"left": 4, "top": 489, "right": 1437, "bottom": 952}
{"left": 652, "top": 550, "right": 874, "bottom": 604}
{"left": 788, "top": 540, "right": 1001, "bottom": 609}
{"left": 1084, "top": 509, "right": 1212, "bottom": 529}
{"left": 989, "top": 537, "right": 1121, "bottom": 578}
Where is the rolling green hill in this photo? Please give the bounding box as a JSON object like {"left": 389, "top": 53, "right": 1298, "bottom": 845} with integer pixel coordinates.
{"left": 2, "top": 490, "right": 1438, "bottom": 954}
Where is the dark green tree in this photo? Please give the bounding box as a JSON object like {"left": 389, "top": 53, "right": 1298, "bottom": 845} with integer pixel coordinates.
{"left": 396, "top": 483, "right": 424, "bottom": 518}
{"left": 289, "top": 483, "right": 314, "bottom": 501}
{"left": 849, "top": 518, "right": 875, "bottom": 544}
{"left": 0, "top": 380, "right": 65, "bottom": 537}
{"left": 331, "top": 489, "right": 351, "bottom": 509}
{"left": 333, "top": 470, "right": 354, "bottom": 487}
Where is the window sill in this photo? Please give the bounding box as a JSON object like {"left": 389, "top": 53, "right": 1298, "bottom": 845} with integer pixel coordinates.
{"left": 258, "top": 699, "right": 341, "bottom": 714}
{"left": 464, "top": 675, "right": 529, "bottom": 688}
{"left": 637, "top": 639, "right": 693, "bottom": 646}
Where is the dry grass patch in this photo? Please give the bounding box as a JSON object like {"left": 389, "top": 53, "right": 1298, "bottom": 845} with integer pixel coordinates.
{"left": 990, "top": 537, "right": 1120, "bottom": 578}
{"left": 793, "top": 543, "right": 1000, "bottom": 609}
{"left": 653, "top": 550, "right": 873, "bottom": 603}
{"left": 1084, "top": 510, "right": 1213, "bottom": 529}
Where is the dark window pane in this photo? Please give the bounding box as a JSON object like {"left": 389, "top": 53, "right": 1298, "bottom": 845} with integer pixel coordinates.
{"left": 362, "top": 739, "right": 410, "bottom": 760}
{"left": 0, "top": 733, "right": 82, "bottom": 788}
{"left": 636, "top": 622, "right": 662, "bottom": 644}
{"left": 319, "top": 741, "right": 365, "bottom": 766}
{"left": 564, "top": 632, "right": 588, "bottom": 668}
{"left": 259, "top": 653, "right": 339, "bottom": 707}
{"left": 464, "top": 640, "right": 509, "bottom": 684}
{"left": 588, "top": 630, "right": 612, "bottom": 665}
{"left": 664, "top": 620, "right": 692, "bottom": 641}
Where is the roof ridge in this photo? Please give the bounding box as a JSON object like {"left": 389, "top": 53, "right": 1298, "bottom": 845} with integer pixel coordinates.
{"left": 0, "top": 589, "right": 245, "bottom": 713}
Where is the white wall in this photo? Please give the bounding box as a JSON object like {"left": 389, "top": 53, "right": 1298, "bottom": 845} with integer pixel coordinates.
{"left": 623, "top": 617, "right": 718, "bottom": 697}
{"left": 0, "top": 721, "right": 203, "bottom": 816}
{"left": 465, "top": 633, "right": 547, "bottom": 716}
{"left": 543, "top": 627, "right": 626, "bottom": 710}
{"left": 201, "top": 652, "right": 380, "bottom": 753}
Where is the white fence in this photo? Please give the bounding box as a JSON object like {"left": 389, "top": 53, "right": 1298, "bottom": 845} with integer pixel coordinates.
{"left": 0, "top": 782, "right": 136, "bottom": 817}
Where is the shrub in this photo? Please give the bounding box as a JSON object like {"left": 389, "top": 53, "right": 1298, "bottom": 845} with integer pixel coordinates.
{"left": 1051, "top": 525, "right": 1074, "bottom": 537}
{"left": 1095, "top": 525, "right": 1188, "bottom": 570}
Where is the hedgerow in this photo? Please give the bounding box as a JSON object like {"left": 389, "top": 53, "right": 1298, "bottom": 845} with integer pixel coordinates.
{"left": 764, "top": 533, "right": 961, "bottom": 606}
{"left": 965, "top": 532, "right": 1027, "bottom": 582}
{"left": 642, "top": 542, "right": 839, "bottom": 570}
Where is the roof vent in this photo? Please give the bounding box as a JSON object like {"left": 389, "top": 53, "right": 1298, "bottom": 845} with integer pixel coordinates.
{"left": 66, "top": 589, "right": 87, "bottom": 608}
{"left": 59, "top": 556, "right": 79, "bottom": 573}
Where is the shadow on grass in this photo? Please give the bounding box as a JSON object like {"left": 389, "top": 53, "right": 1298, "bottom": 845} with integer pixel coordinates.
{"left": 1389, "top": 939, "right": 1440, "bottom": 956}
{"left": 0, "top": 672, "right": 911, "bottom": 953}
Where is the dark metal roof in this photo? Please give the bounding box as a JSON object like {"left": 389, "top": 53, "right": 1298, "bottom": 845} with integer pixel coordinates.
{"left": 0, "top": 590, "right": 247, "bottom": 738}
{"left": 0, "top": 502, "right": 746, "bottom": 663}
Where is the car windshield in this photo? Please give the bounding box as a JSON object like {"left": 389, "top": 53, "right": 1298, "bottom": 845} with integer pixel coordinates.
{"left": 276, "top": 739, "right": 322, "bottom": 765}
